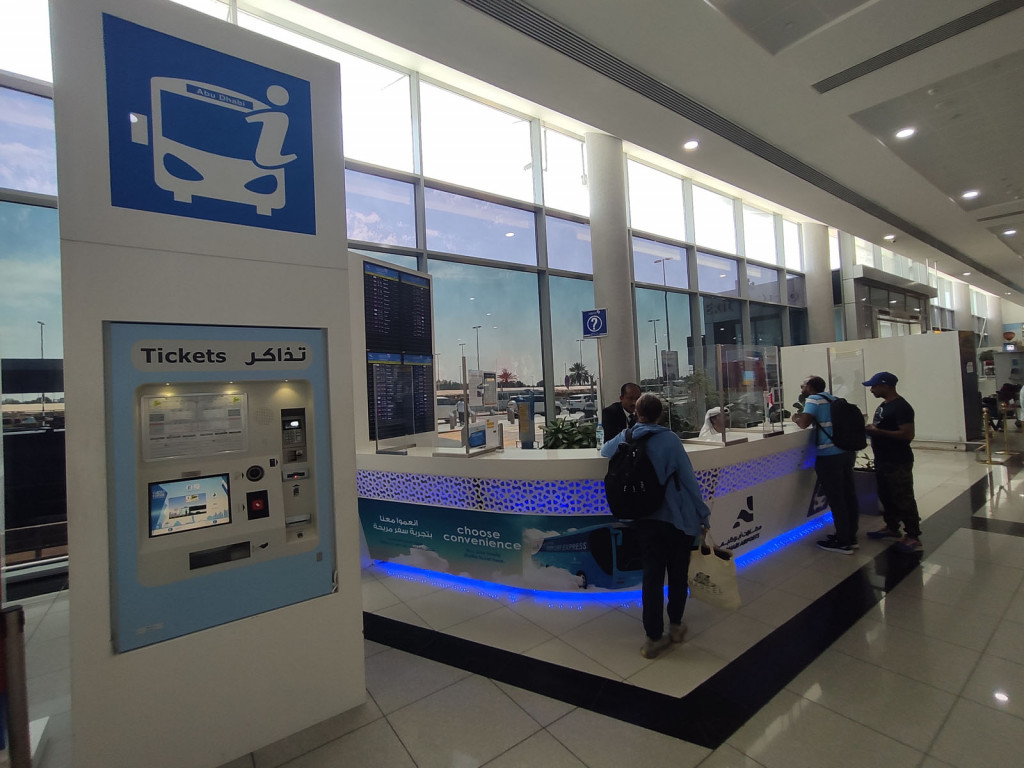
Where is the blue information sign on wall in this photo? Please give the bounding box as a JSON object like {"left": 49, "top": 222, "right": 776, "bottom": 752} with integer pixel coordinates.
{"left": 582, "top": 308, "right": 608, "bottom": 338}
{"left": 103, "top": 14, "right": 316, "bottom": 233}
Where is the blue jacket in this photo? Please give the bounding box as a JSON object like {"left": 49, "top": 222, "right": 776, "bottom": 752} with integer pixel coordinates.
{"left": 600, "top": 422, "right": 711, "bottom": 535}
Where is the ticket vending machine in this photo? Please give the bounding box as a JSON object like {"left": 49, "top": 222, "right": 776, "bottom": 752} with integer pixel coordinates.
{"left": 107, "top": 322, "right": 335, "bottom": 651}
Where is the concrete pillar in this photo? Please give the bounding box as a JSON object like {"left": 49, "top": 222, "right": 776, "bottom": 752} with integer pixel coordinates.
{"left": 801, "top": 222, "right": 833, "bottom": 344}
{"left": 585, "top": 132, "right": 637, "bottom": 403}
{"left": 952, "top": 281, "right": 972, "bottom": 332}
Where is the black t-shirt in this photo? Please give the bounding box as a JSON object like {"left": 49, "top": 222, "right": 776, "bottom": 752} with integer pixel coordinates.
{"left": 870, "top": 396, "right": 914, "bottom": 465}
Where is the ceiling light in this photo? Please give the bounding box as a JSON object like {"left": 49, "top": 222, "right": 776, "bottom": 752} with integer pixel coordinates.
{"left": 1004, "top": 229, "right": 1017, "bottom": 236}
{"left": 883, "top": 234, "right": 896, "bottom": 241}
{"left": 961, "top": 190, "right": 980, "bottom": 200}
{"left": 895, "top": 127, "right": 915, "bottom": 139}
{"left": 504, "top": 232, "right": 515, "bottom": 238}
{"left": 889, "top": 300, "right": 897, "bottom": 304}
{"left": 962, "top": 272, "right": 971, "bottom": 276}
{"left": 683, "top": 140, "right": 699, "bottom": 151}
{"left": 994, "top": 691, "right": 1009, "bottom": 703}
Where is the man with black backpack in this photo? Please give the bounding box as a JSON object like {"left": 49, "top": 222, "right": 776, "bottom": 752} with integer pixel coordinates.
{"left": 792, "top": 375, "right": 862, "bottom": 554}
{"left": 600, "top": 393, "right": 710, "bottom": 659}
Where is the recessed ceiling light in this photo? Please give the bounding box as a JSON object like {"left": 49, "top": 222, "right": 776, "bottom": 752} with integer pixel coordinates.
{"left": 994, "top": 691, "right": 1009, "bottom": 703}
{"left": 962, "top": 272, "right": 971, "bottom": 276}
{"left": 683, "top": 140, "right": 699, "bottom": 151}
{"left": 889, "top": 300, "right": 897, "bottom": 304}
{"left": 883, "top": 234, "right": 896, "bottom": 241}
{"left": 895, "top": 127, "right": 915, "bottom": 139}
{"left": 961, "top": 190, "right": 980, "bottom": 199}
{"left": 1004, "top": 229, "right": 1017, "bottom": 236}
{"left": 504, "top": 232, "right": 515, "bottom": 238}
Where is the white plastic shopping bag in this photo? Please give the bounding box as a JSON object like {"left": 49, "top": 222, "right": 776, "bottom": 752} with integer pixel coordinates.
{"left": 687, "top": 530, "right": 741, "bottom": 610}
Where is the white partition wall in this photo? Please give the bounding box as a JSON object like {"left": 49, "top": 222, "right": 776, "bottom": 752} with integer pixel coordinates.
{"left": 782, "top": 332, "right": 969, "bottom": 445}
{"left": 50, "top": 1, "right": 365, "bottom": 765}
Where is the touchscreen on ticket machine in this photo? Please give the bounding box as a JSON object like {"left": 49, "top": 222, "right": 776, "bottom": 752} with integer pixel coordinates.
{"left": 135, "top": 379, "right": 318, "bottom": 586}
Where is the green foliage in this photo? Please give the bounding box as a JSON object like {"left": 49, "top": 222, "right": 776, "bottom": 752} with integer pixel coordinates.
{"left": 542, "top": 417, "right": 597, "bottom": 449}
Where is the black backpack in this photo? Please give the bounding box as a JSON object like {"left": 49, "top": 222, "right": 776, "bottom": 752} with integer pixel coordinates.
{"left": 816, "top": 394, "right": 867, "bottom": 451}
{"left": 603, "top": 429, "right": 671, "bottom": 519}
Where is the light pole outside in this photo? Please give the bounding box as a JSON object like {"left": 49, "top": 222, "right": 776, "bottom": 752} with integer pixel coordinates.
{"left": 472, "top": 325, "right": 482, "bottom": 370}
{"left": 654, "top": 259, "right": 672, "bottom": 352}
{"left": 648, "top": 318, "right": 660, "bottom": 383}
{"left": 37, "top": 321, "right": 46, "bottom": 422}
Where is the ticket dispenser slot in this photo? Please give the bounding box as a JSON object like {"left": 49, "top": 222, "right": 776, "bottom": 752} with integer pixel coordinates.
{"left": 281, "top": 407, "right": 315, "bottom": 537}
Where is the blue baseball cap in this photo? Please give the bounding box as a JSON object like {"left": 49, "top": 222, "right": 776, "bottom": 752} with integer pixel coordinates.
{"left": 863, "top": 371, "right": 898, "bottom": 387}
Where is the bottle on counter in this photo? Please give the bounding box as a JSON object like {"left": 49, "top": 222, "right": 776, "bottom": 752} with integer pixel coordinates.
{"left": 595, "top": 423, "right": 604, "bottom": 451}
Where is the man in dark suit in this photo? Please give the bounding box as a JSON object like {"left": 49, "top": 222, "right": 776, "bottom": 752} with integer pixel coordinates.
{"left": 601, "top": 382, "right": 641, "bottom": 441}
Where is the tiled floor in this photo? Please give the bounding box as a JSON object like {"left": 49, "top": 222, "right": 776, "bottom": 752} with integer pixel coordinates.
{"left": 13, "top": 435, "right": 1024, "bottom": 767}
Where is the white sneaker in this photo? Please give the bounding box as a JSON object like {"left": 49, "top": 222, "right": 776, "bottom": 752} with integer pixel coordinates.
{"left": 641, "top": 635, "right": 671, "bottom": 659}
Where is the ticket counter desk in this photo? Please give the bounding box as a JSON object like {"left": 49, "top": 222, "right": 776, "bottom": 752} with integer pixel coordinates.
{"left": 357, "top": 426, "right": 822, "bottom": 592}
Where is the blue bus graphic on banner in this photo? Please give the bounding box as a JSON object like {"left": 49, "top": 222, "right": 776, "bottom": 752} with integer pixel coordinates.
{"left": 103, "top": 14, "right": 316, "bottom": 234}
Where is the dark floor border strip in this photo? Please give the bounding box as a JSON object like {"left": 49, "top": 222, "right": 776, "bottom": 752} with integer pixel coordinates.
{"left": 970, "top": 516, "right": 1024, "bottom": 537}
{"left": 363, "top": 472, "right": 995, "bottom": 749}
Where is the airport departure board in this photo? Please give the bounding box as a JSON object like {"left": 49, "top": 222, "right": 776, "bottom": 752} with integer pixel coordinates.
{"left": 363, "top": 262, "right": 434, "bottom": 440}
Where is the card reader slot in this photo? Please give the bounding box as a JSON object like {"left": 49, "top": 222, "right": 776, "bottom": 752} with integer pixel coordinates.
{"left": 189, "top": 542, "right": 251, "bottom": 570}
{"left": 285, "top": 514, "right": 312, "bottom": 527}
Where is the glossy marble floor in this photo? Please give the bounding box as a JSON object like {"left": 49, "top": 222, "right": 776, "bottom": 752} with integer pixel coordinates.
{"left": 14, "top": 437, "right": 1024, "bottom": 768}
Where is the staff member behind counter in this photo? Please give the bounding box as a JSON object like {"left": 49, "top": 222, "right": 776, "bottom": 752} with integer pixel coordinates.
{"left": 698, "top": 407, "right": 729, "bottom": 439}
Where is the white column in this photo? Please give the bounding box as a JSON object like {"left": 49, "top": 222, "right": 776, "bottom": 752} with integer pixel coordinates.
{"left": 801, "top": 222, "right": 833, "bottom": 344}
{"left": 953, "top": 281, "right": 972, "bottom": 331}
{"left": 586, "top": 132, "right": 637, "bottom": 403}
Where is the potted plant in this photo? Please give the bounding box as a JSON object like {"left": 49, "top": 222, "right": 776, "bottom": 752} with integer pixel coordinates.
{"left": 541, "top": 417, "right": 597, "bottom": 449}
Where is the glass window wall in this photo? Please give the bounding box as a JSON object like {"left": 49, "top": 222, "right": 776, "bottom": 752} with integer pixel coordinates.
{"left": 749, "top": 303, "right": 784, "bottom": 347}
{"left": 344, "top": 170, "right": 416, "bottom": 247}
{"left": 419, "top": 82, "right": 534, "bottom": 202}
{"left": 428, "top": 259, "right": 541, "bottom": 386}
{"left": 632, "top": 237, "right": 687, "bottom": 289}
{"left": 542, "top": 128, "right": 588, "bottom": 217}
{"left": 0, "top": 0, "right": 53, "bottom": 81}
{"left": 692, "top": 185, "right": 736, "bottom": 254}
{"left": 424, "top": 188, "right": 537, "bottom": 266}
{"left": 0, "top": 86, "right": 57, "bottom": 196}
{"left": 786, "top": 273, "right": 806, "bottom": 307}
{"left": 550, "top": 276, "right": 597, "bottom": 387}
{"left": 696, "top": 251, "right": 739, "bottom": 296}
{"left": 635, "top": 288, "right": 691, "bottom": 384}
{"left": 854, "top": 237, "right": 875, "bottom": 267}
{"left": 783, "top": 219, "right": 802, "bottom": 271}
{"left": 701, "top": 296, "right": 743, "bottom": 346}
{"left": 747, "top": 263, "right": 780, "bottom": 303}
{"left": 0, "top": 201, "right": 62, "bottom": 357}
{"left": 743, "top": 205, "right": 777, "bottom": 265}
{"left": 626, "top": 160, "right": 685, "bottom": 241}
{"left": 339, "top": 53, "right": 414, "bottom": 172}
{"left": 546, "top": 217, "right": 592, "bottom": 274}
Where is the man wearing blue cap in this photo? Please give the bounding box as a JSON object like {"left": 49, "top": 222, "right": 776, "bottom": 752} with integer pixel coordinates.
{"left": 863, "top": 372, "right": 921, "bottom": 553}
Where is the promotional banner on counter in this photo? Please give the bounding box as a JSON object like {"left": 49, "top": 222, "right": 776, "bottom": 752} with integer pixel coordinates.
{"left": 359, "top": 499, "right": 640, "bottom": 591}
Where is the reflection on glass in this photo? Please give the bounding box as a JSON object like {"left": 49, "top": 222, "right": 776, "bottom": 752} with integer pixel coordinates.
{"left": 747, "top": 264, "right": 780, "bottom": 303}
{"left": 636, "top": 288, "right": 691, "bottom": 385}
{"left": 0, "top": 202, "right": 62, "bottom": 358}
{"left": 626, "top": 160, "right": 685, "bottom": 241}
{"left": 743, "top": 205, "right": 777, "bottom": 264}
{"left": 542, "top": 128, "right": 589, "bottom": 216}
{"left": 345, "top": 169, "right": 416, "bottom": 247}
{"left": 425, "top": 188, "right": 537, "bottom": 266}
{"left": 854, "top": 237, "right": 875, "bottom": 267}
{"left": 428, "top": 259, "right": 541, "bottom": 387}
{"left": 546, "top": 217, "right": 592, "bottom": 273}
{"left": 696, "top": 251, "right": 739, "bottom": 295}
{"left": 790, "top": 309, "right": 808, "bottom": 345}
{"left": 0, "top": 87, "right": 57, "bottom": 196}
{"left": 420, "top": 82, "right": 533, "bottom": 202}
{"left": 749, "top": 303, "right": 783, "bottom": 346}
{"left": 701, "top": 296, "right": 742, "bottom": 346}
{"left": 550, "top": 276, "right": 596, "bottom": 387}
{"left": 783, "top": 219, "right": 802, "bottom": 271}
{"left": 786, "top": 273, "right": 806, "bottom": 306}
{"left": 828, "top": 228, "right": 841, "bottom": 270}
{"left": 693, "top": 185, "right": 736, "bottom": 254}
{"left": 351, "top": 249, "right": 418, "bottom": 271}
{"left": 632, "top": 237, "right": 687, "bottom": 289}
